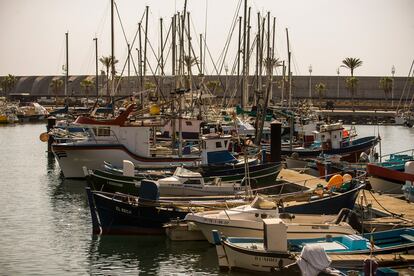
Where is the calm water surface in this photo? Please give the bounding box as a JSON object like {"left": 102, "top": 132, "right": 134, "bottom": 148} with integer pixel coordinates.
{"left": 0, "top": 123, "right": 413, "bottom": 275}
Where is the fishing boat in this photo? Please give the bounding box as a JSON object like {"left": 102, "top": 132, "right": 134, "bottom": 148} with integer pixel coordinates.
{"left": 51, "top": 104, "right": 244, "bottom": 178}
{"left": 279, "top": 180, "right": 365, "bottom": 215}
{"left": 105, "top": 166, "right": 246, "bottom": 196}
{"left": 85, "top": 181, "right": 248, "bottom": 235}
{"left": 281, "top": 122, "right": 379, "bottom": 163}
{"left": 185, "top": 196, "right": 357, "bottom": 244}
{"left": 213, "top": 218, "right": 414, "bottom": 272}
{"left": 367, "top": 151, "right": 414, "bottom": 194}
{"left": 85, "top": 161, "right": 282, "bottom": 195}
{"left": 16, "top": 102, "right": 49, "bottom": 122}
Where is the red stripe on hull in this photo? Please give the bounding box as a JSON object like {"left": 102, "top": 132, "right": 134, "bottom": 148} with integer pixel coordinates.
{"left": 367, "top": 163, "right": 414, "bottom": 183}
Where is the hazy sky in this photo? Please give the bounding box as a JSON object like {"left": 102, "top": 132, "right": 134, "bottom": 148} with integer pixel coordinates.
{"left": 0, "top": 0, "right": 413, "bottom": 76}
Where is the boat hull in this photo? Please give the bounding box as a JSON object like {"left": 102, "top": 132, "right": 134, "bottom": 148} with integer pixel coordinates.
{"left": 86, "top": 188, "right": 188, "bottom": 235}
{"left": 281, "top": 136, "right": 379, "bottom": 162}
{"left": 52, "top": 144, "right": 199, "bottom": 178}
{"left": 367, "top": 163, "right": 414, "bottom": 194}
{"left": 188, "top": 218, "right": 356, "bottom": 244}
{"left": 217, "top": 240, "right": 295, "bottom": 272}
{"left": 86, "top": 162, "right": 282, "bottom": 195}
{"left": 282, "top": 184, "right": 363, "bottom": 214}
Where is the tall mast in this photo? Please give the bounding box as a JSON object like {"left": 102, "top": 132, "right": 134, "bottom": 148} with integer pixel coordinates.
{"left": 159, "top": 17, "right": 164, "bottom": 98}
{"left": 237, "top": 16, "right": 242, "bottom": 105}
{"left": 199, "top": 34, "right": 203, "bottom": 75}
{"left": 94, "top": 37, "right": 98, "bottom": 97}
{"left": 241, "top": 0, "right": 247, "bottom": 108}
{"left": 127, "top": 43, "right": 131, "bottom": 95}
{"left": 111, "top": 0, "right": 115, "bottom": 97}
{"left": 286, "top": 28, "right": 292, "bottom": 108}
{"left": 65, "top": 32, "right": 69, "bottom": 98}
{"left": 143, "top": 6, "right": 149, "bottom": 90}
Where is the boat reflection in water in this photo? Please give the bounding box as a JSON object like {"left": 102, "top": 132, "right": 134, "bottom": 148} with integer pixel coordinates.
{"left": 88, "top": 235, "right": 219, "bottom": 275}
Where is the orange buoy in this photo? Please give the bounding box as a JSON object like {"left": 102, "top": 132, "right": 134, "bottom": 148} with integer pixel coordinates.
{"left": 39, "top": 132, "right": 49, "bottom": 142}
{"left": 327, "top": 174, "right": 343, "bottom": 189}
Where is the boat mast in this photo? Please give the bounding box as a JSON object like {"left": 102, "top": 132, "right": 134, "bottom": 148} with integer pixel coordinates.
{"left": 286, "top": 28, "right": 292, "bottom": 109}
{"left": 111, "top": 0, "right": 115, "bottom": 99}
{"left": 143, "top": 6, "right": 149, "bottom": 90}
{"left": 94, "top": 37, "right": 98, "bottom": 97}
{"left": 65, "top": 32, "right": 69, "bottom": 99}
{"left": 241, "top": 0, "right": 247, "bottom": 108}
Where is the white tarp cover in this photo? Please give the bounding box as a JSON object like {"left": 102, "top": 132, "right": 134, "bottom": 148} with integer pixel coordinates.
{"left": 296, "top": 244, "right": 331, "bottom": 276}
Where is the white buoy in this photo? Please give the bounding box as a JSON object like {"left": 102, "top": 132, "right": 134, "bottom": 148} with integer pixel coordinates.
{"left": 123, "top": 160, "right": 135, "bottom": 177}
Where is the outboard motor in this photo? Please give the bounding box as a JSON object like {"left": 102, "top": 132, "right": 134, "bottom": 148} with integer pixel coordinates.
{"left": 139, "top": 180, "right": 160, "bottom": 201}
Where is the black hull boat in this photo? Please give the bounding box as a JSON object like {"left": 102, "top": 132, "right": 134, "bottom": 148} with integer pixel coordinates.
{"left": 86, "top": 185, "right": 188, "bottom": 235}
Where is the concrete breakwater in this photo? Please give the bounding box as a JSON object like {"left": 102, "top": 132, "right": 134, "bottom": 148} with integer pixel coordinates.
{"left": 0, "top": 75, "right": 411, "bottom": 107}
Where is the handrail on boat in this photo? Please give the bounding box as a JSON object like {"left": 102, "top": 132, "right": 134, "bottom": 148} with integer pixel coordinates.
{"left": 380, "top": 148, "right": 414, "bottom": 159}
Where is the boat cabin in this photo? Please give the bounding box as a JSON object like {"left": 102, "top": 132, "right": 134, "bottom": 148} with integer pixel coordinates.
{"left": 201, "top": 134, "right": 236, "bottom": 165}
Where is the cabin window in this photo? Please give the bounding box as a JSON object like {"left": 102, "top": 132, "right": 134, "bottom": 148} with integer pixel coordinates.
{"left": 321, "top": 135, "right": 325, "bottom": 139}
{"left": 255, "top": 213, "right": 259, "bottom": 217}
{"left": 261, "top": 214, "right": 267, "bottom": 219}
{"left": 93, "top": 127, "right": 111, "bottom": 136}
{"left": 216, "top": 142, "right": 222, "bottom": 148}
{"left": 224, "top": 140, "right": 228, "bottom": 147}
{"left": 186, "top": 121, "right": 192, "bottom": 126}
{"left": 334, "top": 135, "right": 337, "bottom": 139}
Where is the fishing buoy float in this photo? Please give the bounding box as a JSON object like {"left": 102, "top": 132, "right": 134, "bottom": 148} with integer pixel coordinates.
{"left": 149, "top": 104, "right": 160, "bottom": 115}
{"left": 39, "top": 132, "right": 49, "bottom": 142}
{"left": 327, "top": 174, "right": 343, "bottom": 189}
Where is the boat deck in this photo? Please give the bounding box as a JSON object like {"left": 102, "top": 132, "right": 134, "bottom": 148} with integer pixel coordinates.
{"left": 278, "top": 169, "right": 327, "bottom": 189}
{"left": 358, "top": 190, "right": 414, "bottom": 222}
{"left": 278, "top": 169, "right": 414, "bottom": 226}
{"left": 329, "top": 253, "right": 414, "bottom": 269}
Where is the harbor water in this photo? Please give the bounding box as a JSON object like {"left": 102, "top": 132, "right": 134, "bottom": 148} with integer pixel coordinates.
{"left": 0, "top": 123, "right": 413, "bottom": 275}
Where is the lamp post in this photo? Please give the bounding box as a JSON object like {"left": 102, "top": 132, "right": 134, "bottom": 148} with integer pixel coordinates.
{"left": 336, "top": 67, "right": 340, "bottom": 98}
{"left": 308, "top": 64, "right": 312, "bottom": 99}
{"left": 391, "top": 65, "right": 395, "bottom": 108}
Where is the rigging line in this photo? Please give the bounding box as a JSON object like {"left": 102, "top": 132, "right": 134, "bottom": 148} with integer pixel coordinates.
{"left": 141, "top": 25, "right": 167, "bottom": 101}
{"left": 183, "top": 18, "right": 202, "bottom": 73}
{"left": 405, "top": 65, "right": 414, "bottom": 108}
{"left": 114, "top": 2, "right": 130, "bottom": 47}
{"left": 55, "top": 35, "right": 66, "bottom": 74}
{"left": 396, "top": 59, "right": 414, "bottom": 111}
{"left": 95, "top": 1, "right": 110, "bottom": 40}
{"left": 215, "top": 0, "right": 243, "bottom": 71}
{"left": 129, "top": 9, "right": 147, "bottom": 50}
{"left": 160, "top": 20, "right": 173, "bottom": 75}
{"left": 80, "top": 40, "right": 96, "bottom": 75}
{"left": 203, "top": 0, "right": 208, "bottom": 74}
{"left": 409, "top": 71, "right": 414, "bottom": 108}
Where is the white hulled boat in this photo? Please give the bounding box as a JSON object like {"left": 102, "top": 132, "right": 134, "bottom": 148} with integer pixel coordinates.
{"left": 51, "top": 105, "right": 242, "bottom": 178}
{"left": 185, "top": 196, "right": 357, "bottom": 243}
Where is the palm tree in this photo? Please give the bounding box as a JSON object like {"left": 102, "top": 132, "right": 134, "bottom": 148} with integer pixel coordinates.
{"left": 50, "top": 78, "right": 64, "bottom": 107}
{"left": 342, "top": 57, "right": 363, "bottom": 111}
{"left": 314, "top": 82, "right": 326, "bottom": 109}
{"left": 341, "top": 57, "right": 363, "bottom": 77}
{"left": 99, "top": 56, "right": 118, "bottom": 96}
{"left": 80, "top": 78, "right": 94, "bottom": 107}
{"left": 1, "top": 74, "right": 17, "bottom": 97}
{"left": 379, "top": 77, "right": 392, "bottom": 109}
{"left": 345, "top": 77, "right": 359, "bottom": 110}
